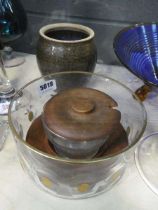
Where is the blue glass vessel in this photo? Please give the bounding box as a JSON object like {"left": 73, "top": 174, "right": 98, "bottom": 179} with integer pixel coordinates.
{"left": 0, "top": 0, "right": 27, "bottom": 44}
{"left": 114, "top": 23, "right": 158, "bottom": 86}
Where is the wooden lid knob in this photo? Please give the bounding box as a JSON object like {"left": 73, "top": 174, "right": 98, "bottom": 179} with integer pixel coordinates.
{"left": 71, "top": 98, "right": 95, "bottom": 113}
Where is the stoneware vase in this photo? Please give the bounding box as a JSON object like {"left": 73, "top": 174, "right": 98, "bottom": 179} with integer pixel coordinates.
{"left": 36, "top": 23, "right": 97, "bottom": 75}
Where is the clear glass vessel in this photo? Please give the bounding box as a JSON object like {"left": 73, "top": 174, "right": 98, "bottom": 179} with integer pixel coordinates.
{"left": 0, "top": 51, "right": 15, "bottom": 150}
{"left": 8, "top": 72, "right": 146, "bottom": 199}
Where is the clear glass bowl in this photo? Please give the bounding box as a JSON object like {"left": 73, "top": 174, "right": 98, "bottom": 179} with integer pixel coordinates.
{"left": 8, "top": 71, "right": 146, "bottom": 199}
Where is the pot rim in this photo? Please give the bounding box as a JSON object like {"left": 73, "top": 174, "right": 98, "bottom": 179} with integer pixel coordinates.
{"left": 39, "top": 23, "right": 95, "bottom": 44}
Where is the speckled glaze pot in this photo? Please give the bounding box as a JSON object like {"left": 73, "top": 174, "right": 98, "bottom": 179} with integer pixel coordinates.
{"left": 36, "top": 23, "right": 97, "bottom": 75}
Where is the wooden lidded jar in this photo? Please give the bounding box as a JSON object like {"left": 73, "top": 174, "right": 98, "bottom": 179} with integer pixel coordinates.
{"left": 42, "top": 87, "right": 121, "bottom": 159}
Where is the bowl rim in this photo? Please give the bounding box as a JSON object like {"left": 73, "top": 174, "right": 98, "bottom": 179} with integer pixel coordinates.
{"left": 39, "top": 23, "right": 95, "bottom": 44}
{"left": 8, "top": 71, "right": 147, "bottom": 164}
{"left": 113, "top": 22, "right": 158, "bottom": 86}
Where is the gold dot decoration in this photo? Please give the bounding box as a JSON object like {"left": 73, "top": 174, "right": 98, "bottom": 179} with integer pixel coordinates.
{"left": 28, "top": 111, "right": 34, "bottom": 122}
{"left": 78, "top": 183, "right": 90, "bottom": 193}
{"left": 41, "top": 177, "right": 53, "bottom": 189}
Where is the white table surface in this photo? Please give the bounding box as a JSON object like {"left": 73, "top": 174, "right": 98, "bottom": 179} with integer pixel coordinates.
{"left": 1, "top": 53, "right": 158, "bottom": 210}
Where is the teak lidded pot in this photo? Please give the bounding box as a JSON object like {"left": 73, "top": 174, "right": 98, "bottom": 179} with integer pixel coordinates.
{"left": 42, "top": 87, "right": 121, "bottom": 159}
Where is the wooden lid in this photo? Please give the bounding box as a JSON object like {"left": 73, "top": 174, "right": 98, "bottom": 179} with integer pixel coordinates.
{"left": 43, "top": 88, "right": 121, "bottom": 141}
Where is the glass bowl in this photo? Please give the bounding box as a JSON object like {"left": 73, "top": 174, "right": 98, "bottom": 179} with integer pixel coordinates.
{"left": 113, "top": 23, "right": 158, "bottom": 86}
{"left": 8, "top": 71, "right": 146, "bottom": 199}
